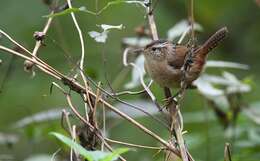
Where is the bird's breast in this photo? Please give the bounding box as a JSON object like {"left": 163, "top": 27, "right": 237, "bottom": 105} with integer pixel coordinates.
{"left": 144, "top": 59, "right": 182, "bottom": 88}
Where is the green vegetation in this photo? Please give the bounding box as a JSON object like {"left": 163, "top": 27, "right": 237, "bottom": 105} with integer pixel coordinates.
{"left": 0, "top": 0, "right": 260, "bottom": 161}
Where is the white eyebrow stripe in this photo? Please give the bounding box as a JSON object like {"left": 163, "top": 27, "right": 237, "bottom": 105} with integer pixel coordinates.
{"left": 153, "top": 42, "right": 169, "bottom": 48}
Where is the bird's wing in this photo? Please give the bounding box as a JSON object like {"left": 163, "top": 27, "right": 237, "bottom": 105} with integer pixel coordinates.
{"left": 167, "top": 46, "right": 188, "bottom": 69}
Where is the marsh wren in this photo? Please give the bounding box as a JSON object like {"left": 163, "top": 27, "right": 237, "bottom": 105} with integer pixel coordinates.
{"left": 143, "top": 27, "right": 228, "bottom": 88}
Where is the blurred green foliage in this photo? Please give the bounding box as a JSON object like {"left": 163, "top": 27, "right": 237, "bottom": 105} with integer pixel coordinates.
{"left": 0, "top": 0, "right": 260, "bottom": 161}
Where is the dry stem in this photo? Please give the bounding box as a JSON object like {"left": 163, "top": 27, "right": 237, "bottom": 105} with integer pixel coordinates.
{"left": 145, "top": 0, "right": 192, "bottom": 160}
{"left": 24, "top": 11, "right": 54, "bottom": 71}
{"left": 0, "top": 1, "right": 197, "bottom": 159}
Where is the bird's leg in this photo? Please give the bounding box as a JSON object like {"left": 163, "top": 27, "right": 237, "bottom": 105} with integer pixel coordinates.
{"left": 175, "top": 45, "right": 195, "bottom": 101}
{"left": 163, "top": 86, "right": 190, "bottom": 107}
{"left": 163, "top": 97, "right": 178, "bottom": 108}
{"left": 163, "top": 88, "right": 178, "bottom": 108}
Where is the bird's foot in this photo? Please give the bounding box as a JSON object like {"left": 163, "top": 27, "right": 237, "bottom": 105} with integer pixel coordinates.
{"left": 163, "top": 96, "right": 178, "bottom": 108}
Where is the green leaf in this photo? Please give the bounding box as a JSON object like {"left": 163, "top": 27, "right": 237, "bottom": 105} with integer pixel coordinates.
{"left": 50, "top": 132, "right": 129, "bottom": 161}
{"left": 43, "top": 1, "right": 145, "bottom": 18}
{"left": 50, "top": 132, "right": 94, "bottom": 161}
{"left": 97, "top": 0, "right": 145, "bottom": 15}
{"left": 43, "top": 6, "right": 96, "bottom": 18}
{"left": 101, "top": 148, "right": 129, "bottom": 161}
{"left": 242, "top": 75, "right": 255, "bottom": 87}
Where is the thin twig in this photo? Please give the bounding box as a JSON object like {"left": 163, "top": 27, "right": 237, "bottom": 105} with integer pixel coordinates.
{"left": 224, "top": 143, "right": 232, "bottom": 161}
{"left": 66, "top": 0, "right": 85, "bottom": 70}
{"left": 123, "top": 48, "right": 156, "bottom": 102}
{"left": 24, "top": 12, "right": 54, "bottom": 71}
{"left": 0, "top": 30, "right": 64, "bottom": 78}
{"left": 178, "top": 27, "right": 191, "bottom": 44}
{"left": 0, "top": 29, "right": 32, "bottom": 55}
{"left": 111, "top": 80, "right": 153, "bottom": 96}
{"left": 81, "top": 72, "right": 170, "bottom": 130}
{"left": 0, "top": 40, "right": 179, "bottom": 157}
{"left": 61, "top": 109, "right": 77, "bottom": 161}
{"left": 101, "top": 102, "right": 106, "bottom": 151}
{"left": 170, "top": 1, "right": 196, "bottom": 161}
{"left": 61, "top": 109, "right": 71, "bottom": 134}
{"left": 145, "top": 0, "right": 193, "bottom": 160}
{"left": 71, "top": 125, "right": 79, "bottom": 160}
{"left": 65, "top": 94, "right": 127, "bottom": 161}
{"left": 66, "top": 0, "right": 91, "bottom": 121}
{"left": 175, "top": 120, "right": 188, "bottom": 161}
{"left": 0, "top": 44, "right": 169, "bottom": 133}
{"left": 93, "top": 82, "right": 102, "bottom": 128}
{"left": 66, "top": 88, "right": 179, "bottom": 156}
{"left": 145, "top": 0, "right": 159, "bottom": 40}
{"left": 64, "top": 110, "right": 73, "bottom": 133}
{"left": 167, "top": 1, "right": 197, "bottom": 160}
{"left": 51, "top": 148, "right": 61, "bottom": 161}
{"left": 189, "top": 0, "right": 195, "bottom": 41}
{"left": 52, "top": 82, "right": 67, "bottom": 94}
{"left": 105, "top": 138, "right": 165, "bottom": 150}
{"left": 0, "top": 45, "right": 62, "bottom": 80}
{"left": 0, "top": 0, "right": 195, "bottom": 159}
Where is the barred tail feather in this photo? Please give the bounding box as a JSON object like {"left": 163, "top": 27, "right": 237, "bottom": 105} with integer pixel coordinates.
{"left": 195, "top": 27, "right": 228, "bottom": 56}
{"left": 203, "top": 27, "right": 228, "bottom": 52}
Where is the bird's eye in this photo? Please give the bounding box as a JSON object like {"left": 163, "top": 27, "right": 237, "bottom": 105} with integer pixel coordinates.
{"left": 151, "top": 47, "right": 158, "bottom": 51}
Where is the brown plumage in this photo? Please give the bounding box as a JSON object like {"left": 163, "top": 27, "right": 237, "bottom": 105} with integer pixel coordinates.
{"left": 143, "top": 27, "right": 228, "bottom": 88}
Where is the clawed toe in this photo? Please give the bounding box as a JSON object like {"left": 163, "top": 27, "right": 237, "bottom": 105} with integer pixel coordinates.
{"left": 163, "top": 96, "right": 178, "bottom": 108}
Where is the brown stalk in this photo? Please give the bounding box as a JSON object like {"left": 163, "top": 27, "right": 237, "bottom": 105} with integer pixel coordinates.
{"left": 0, "top": 43, "right": 181, "bottom": 157}
{"left": 105, "top": 138, "right": 165, "bottom": 150}
{"left": 66, "top": 94, "right": 127, "bottom": 161}
{"left": 0, "top": 1, "right": 190, "bottom": 158}
{"left": 24, "top": 11, "right": 54, "bottom": 71}
{"left": 145, "top": 0, "right": 193, "bottom": 160}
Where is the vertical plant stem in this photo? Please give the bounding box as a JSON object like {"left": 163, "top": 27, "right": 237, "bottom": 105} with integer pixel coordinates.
{"left": 190, "top": 0, "right": 195, "bottom": 41}
{"left": 146, "top": 1, "right": 191, "bottom": 160}
{"left": 175, "top": 123, "right": 188, "bottom": 161}
{"left": 66, "top": 0, "right": 91, "bottom": 121}
{"left": 146, "top": 1, "right": 159, "bottom": 40}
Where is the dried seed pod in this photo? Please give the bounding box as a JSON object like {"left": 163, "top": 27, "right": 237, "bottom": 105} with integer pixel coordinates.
{"left": 24, "top": 60, "right": 34, "bottom": 72}
{"left": 33, "top": 31, "right": 45, "bottom": 41}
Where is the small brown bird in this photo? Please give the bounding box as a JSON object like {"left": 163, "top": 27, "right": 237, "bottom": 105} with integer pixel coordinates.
{"left": 143, "top": 27, "right": 228, "bottom": 88}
